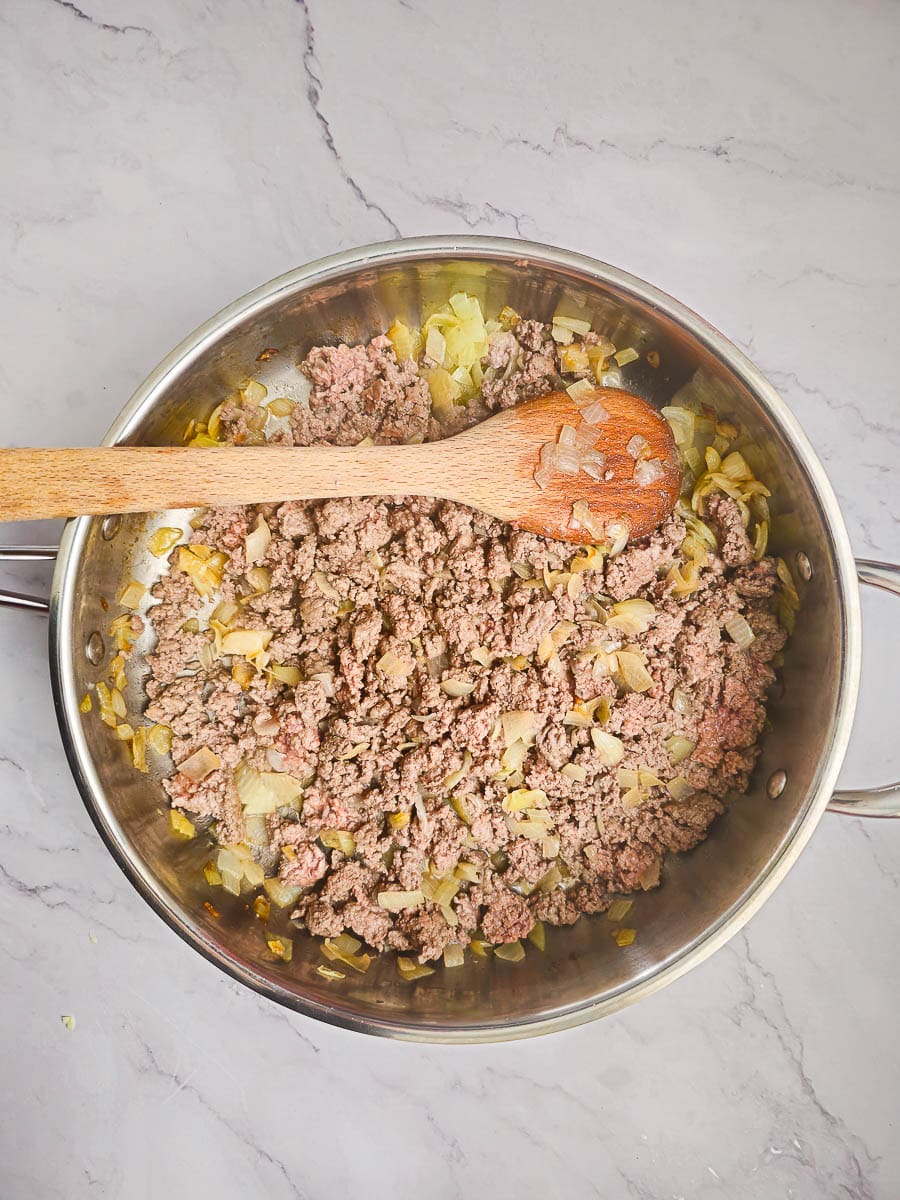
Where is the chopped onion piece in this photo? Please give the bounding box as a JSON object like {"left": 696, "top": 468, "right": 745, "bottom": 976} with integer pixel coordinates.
{"left": 581, "top": 399, "right": 610, "bottom": 426}
{"left": 320, "top": 829, "right": 356, "bottom": 855}
{"left": 377, "top": 650, "right": 413, "bottom": 677}
{"left": 425, "top": 325, "right": 446, "bottom": 365}
{"left": 613, "top": 927, "right": 637, "bottom": 947}
{"left": 616, "top": 650, "right": 654, "bottom": 693}
{"left": 118, "top": 580, "right": 145, "bottom": 610}
{"left": 168, "top": 809, "right": 196, "bottom": 839}
{"left": 240, "top": 379, "right": 267, "bottom": 406}
{"left": 494, "top": 940, "right": 526, "bottom": 962}
{"left": 443, "top": 943, "right": 465, "bottom": 968}
{"left": 245, "top": 516, "right": 271, "bottom": 565}
{"left": 443, "top": 749, "right": 472, "bottom": 790}
{"left": 267, "top": 396, "right": 294, "bottom": 417}
{"left": 614, "top": 347, "right": 639, "bottom": 367}
{"left": 503, "top": 788, "right": 548, "bottom": 813}
{"left": 377, "top": 890, "right": 424, "bottom": 911}
{"left": 221, "top": 629, "right": 273, "bottom": 658}
{"left": 554, "top": 446, "right": 581, "bottom": 475}
{"left": 264, "top": 877, "right": 302, "bottom": 908}
{"left": 665, "top": 735, "right": 696, "bottom": 765}
{"left": 672, "top": 687, "right": 694, "bottom": 717}
{"left": 338, "top": 741, "right": 369, "bottom": 761}
{"left": 724, "top": 613, "right": 755, "bottom": 649}
{"left": 533, "top": 464, "right": 554, "bottom": 491}
{"left": 551, "top": 324, "right": 574, "bottom": 345}
{"left": 607, "top": 898, "right": 634, "bottom": 922}
{"left": 666, "top": 775, "right": 695, "bottom": 801}
{"left": 178, "top": 746, "right": 221, "bottom": 782}
{"left": 626, "top": 434, "right": 649, "bottom": 459}
{"left": 561, "top": 762, "right": 588, "bottom": 783}
{"left": 397, "top": 956, "right": 435, "bottom": 980}
{"left": 316, "top": 964, "right": 346, "bottom": 981}
{"left": 440, "top": 678, "right": 476, "bottom": 698}
{"left": 566, "top": 378, "right": 596, "bottom": 403}
{"left": 634, "top": 457, "right": 665, "bottom": 487}
{"left": 606, "top": 518, "right": 630, "bottom": 556}
{"left": 313, "top": 571, "right": 340, "bottom": 600}
{"left": 528, "top": 921, "right": 546, "bottom": 951}
{"left": 553, "top": 313, "right": 592, "bottom": 335}
{"left": 148, "top": 526, "right": 182, "bottom": 557}
{"left": 591, "top": 728, "right": 625, "bottom": 765}
{"left": 570, "top": 500, "right": 606, "bottom": 541}
{"left": 606, "top": 598, "right": 656, "bottom": 636}
{"left": 621, "top": 787, "right": 644, "bottom": 809}
{"left": 501, "top": 710, "right": 539, "bottom": 747}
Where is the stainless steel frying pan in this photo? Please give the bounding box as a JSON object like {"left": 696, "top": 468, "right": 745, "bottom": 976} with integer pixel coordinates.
{"left": 2, "top": 237, "right": 897, "bottom": 1042}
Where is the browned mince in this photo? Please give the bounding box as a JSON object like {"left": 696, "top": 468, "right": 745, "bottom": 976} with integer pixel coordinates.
{"left": 144, "top": 323, "right": 786, "bottom": 962}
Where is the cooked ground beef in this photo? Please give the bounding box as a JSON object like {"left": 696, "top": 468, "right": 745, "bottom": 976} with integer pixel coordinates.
{"left": 143, "top": 322, "right": 787, "bottom": 963}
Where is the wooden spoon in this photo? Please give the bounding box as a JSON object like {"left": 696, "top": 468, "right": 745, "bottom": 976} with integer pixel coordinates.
{"left": 0, "top": 388, "right": 679, "bottom": 544}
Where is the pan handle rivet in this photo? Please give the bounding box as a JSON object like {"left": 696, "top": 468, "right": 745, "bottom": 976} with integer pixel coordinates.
{"left": 101, "top": 515, "right": 122, "bottom": 541}
{"left": 767, "top": 769, "right": 787, "bottom": 799}
{"left": 85, "top": 631, "right": 105, "bottom": 665}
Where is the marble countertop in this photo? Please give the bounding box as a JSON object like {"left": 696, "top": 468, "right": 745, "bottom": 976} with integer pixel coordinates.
{"left": 2, "top": 2, "right": 898, "bottom": 1197}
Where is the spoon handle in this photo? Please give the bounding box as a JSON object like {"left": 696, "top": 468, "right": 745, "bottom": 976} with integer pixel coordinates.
{"left": 0, "top": 444, "right": 458, "bottom": 521}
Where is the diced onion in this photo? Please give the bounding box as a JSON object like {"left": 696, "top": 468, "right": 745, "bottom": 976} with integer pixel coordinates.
{"left": 501, "top": 711, "right": 539, "bottom": 747}
{"left": 553, "top": 313, "right": 592, "bottom": 335}
{"left": 614, "top": 347, "right": 639, "bottom": 367}
{"left": 494, "top": 940, "right": 526, "bottom": 961}
{"left": 169, "top": 809, "right": 196, "bottom": 839}
{"left": 443, "top": 749, "right": 472, "bottom": 790}
{"left": 320, "top": 829, "right": 356, "bottom": 855}
{"left": 240, "top": 379, "right": 268, "bottom": 406}
{"left": 665, "top": 735, "right": 696, "bottom": 765}
{"left": 118, "top": 580, "right": 145, "bottom": 610}
{"left": 626, "top": 434, "right": 649, "bottom": 459}
{"left": 724, "top": 613, "right": 755, "bottom": 649}
{"left": 605, "top": 519, "right": 629, "bottom": 556}
{"left": 397, "top": 956, "right": 435, "bottom": 980}
{"left": 570, "top": 500, "right": 606, "bottom": 541}
{"left": 440, "top": 679, "right": 476, "bottom": 698}
{"left": 221, "top": 629, "right": 273, "bottom": 657}
{"left": 607, "top": 898, "right": 634, "bottom": 922}
{"left": 591, "top": 728, "right": 625, "bottom": 765}
{"left": 566, "top": 378, "right": 597, "bottom": 403}
{"left": 263, "top": 877, "right": 302, "bottom": 908}
{"left": 178, "top": 746, "right": 221, "bottom": 782}
{"left": 316, "top": 964, "right": 346, "bottom": 981}
{"left": 616, "top": 650, "right": 654, "bottom": 693}
{"left": 561, "top": 762, "right": 588, "bottom": 783}
{"left": 581, "top": 400, "right": 610, "bottom": 426}
{"left": 148, "top": 527, "right": 183, "bottom": 557}
{"left": 443, "top": 943, "right": 466, "bottom": 968}
{"left": 377, "top": 890, "right": 424, "bottom": 911}
{"left": 245, "top": 516, "right": 271, "bottom": 565}
{"left": 377, "top": 650, "right": 413, "bottom": 677}
{"left": 503, "top": 788, "right": 548, "bottom": 813}
{"left": 666, "top": 775, "right": 695, "bottom": 801}
{"left": 672, "top": 687, "right": 694, "bottom": 717}
{"left": 425, "top": 326, "right": 446, "bottom": 365}
{"left": 606, "top": 598, "right": 656, "bottom": 636}
{"left": 313, "top": 571, "right": 341, "bottom": 600}
{"left": 634, "top": 458, "right": 665, "bottom": 487}
{"left": 267, "top": 396, "right": 294, "bottom": 417}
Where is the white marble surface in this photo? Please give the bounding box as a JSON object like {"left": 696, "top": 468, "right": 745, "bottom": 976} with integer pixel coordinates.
{"left": 1, "top": 1, "right": 898, "bottom": 1196}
